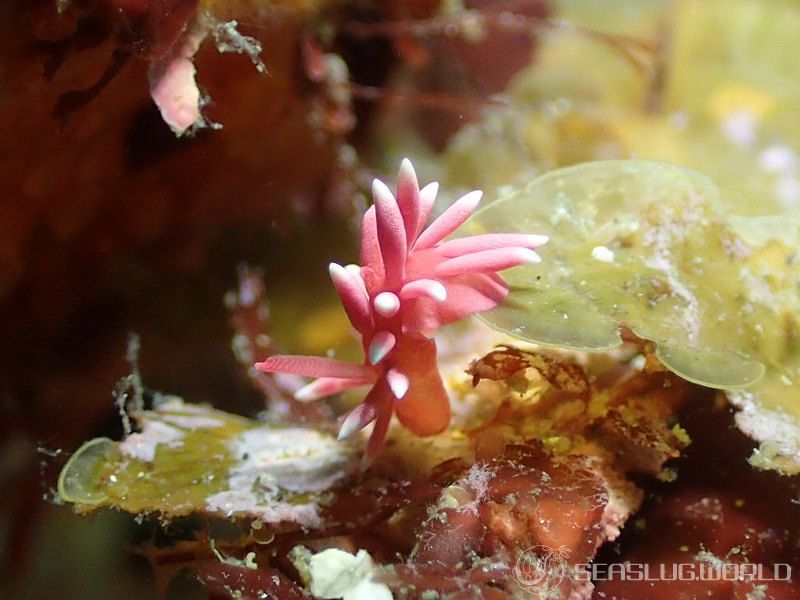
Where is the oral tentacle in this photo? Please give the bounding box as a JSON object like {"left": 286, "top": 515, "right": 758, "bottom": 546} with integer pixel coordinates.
{"left": 257, "top": 355, "right": 377, "bottom": 380}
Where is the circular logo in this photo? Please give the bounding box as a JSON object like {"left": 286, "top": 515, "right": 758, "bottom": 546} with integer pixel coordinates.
{"left": 513, "top": 545, "right": 570, "bottom": 595}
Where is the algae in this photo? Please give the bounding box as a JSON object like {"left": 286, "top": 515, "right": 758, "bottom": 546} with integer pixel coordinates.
{"left": 59, "top": 398, "right": 358, "bottom": 522}
{"left": 466, "top": 160, "right": 800, "bottom": 471}
{"left": 444, "top": 0, "right": 800, "bottom": 472}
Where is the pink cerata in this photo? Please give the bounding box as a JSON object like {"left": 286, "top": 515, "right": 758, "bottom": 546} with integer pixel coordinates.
{"left": 257, "top": 159, "right": 548, "bottom": 463}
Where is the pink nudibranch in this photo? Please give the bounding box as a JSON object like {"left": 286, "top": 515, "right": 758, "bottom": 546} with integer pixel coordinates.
{"left": 257, "top": 158, "right": 547, "bottom": 463}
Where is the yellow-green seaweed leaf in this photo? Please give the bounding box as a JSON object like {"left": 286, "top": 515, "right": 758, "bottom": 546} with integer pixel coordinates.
{"left": 443, "top": 0, "right": 800, "bottom": 472}
{"left": 58, "top": 437, "right": 118, "bottom": 505}
{"left": 467, "top": 159, "right": 773, "bottom": 389}
{"left": 59, "top": 398, "right": 359, "bottom": 524}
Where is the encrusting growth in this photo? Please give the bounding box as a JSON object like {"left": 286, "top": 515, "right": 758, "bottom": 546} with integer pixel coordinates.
{"left": 257, "top": 159, "right": 547, "bottom": 462}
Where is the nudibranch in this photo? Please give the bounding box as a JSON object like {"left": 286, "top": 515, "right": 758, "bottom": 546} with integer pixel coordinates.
{"left": 257, "top": 159, "right": 547, "bottom": 462}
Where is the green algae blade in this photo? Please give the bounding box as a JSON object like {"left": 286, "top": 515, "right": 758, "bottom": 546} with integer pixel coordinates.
{"left": 443, "top": 0, "right": 800, "bottom": 472}
{"left": 58, "top": 437, "right": 118, "bottom": 505}
{"left": 468, "top": 160, "right": 766, "bottom": 389}
{"left": 58, "top": 398, "right": 358, "bottom": 524}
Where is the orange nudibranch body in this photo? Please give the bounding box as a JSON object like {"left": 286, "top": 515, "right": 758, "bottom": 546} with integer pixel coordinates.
{"left": 390, "top": 333, "right": 450, "bottom": 437}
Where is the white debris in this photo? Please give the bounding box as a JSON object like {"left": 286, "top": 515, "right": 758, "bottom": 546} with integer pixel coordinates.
{"left": 720, "top": 109, "right": 759, "bottom": 148}
{"left": 727, "top": 388, "right": 800, "bottom": 473}
{"left": 229, "top": 427, "right": 357, "bottom": 492}
{"left": 160, "top": 414, "right": 225, "bottom": 429}
{"left": 212, "top": 19, "right": 266, "bottom": 73}
{"left": 591, "top": 245, "right": 615, "bottom": 263}
{"left": 206, "top": 427, "right": 358, "bottom": 527}
{"left": 156, "top": 398, "right": 215, "bottom": 414}
{"left": 290, "top": 547, "right": 392, "bottom": 600}
{"left": 206, "top": 488, "right": 324, "bottom": 528}
{"left": 119, "top": 399, "right": 229, "bottom": 462}
{"left": 119, "top": 421, "right": 184, "bottom": 462}
{"left": 758, "top": 144, "right": 798, "bottom": 172}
